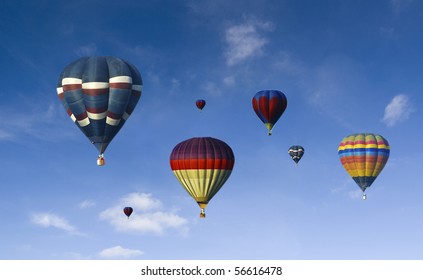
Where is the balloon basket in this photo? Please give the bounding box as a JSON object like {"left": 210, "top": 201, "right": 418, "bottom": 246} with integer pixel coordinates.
{"left": 97, "top": 155, "right": 105, "bottom": 166}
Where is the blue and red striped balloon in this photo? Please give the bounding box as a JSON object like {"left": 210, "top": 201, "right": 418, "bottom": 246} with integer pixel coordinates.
{"left": 196, "top": 99, "right": 206, "bottom": 111}
{"left": 57, "top": 56, "right": 142, "bottom": 165}
{"left": 252, "top": 90, "right": 287, "bottom": 135}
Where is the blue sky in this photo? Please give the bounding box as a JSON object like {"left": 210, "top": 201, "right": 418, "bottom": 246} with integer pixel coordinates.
{"left": 0, "top": 0, "right": 421, "bottom": 260}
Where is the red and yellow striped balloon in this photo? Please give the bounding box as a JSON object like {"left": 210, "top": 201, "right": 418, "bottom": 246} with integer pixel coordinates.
{"left": 338, "top": 133, "right": 390, "bottom": 199}
{"left": 170, "top": 137, "right": 235, "bottom": 218}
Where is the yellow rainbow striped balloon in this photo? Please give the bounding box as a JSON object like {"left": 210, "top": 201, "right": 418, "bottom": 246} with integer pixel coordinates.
{"left": 338, "top": 133, "right": 390, "bottom": 198}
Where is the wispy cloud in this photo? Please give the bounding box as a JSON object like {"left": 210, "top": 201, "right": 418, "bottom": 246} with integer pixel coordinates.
{"left": 348, "top": 189, "right": 364, "bottom": 200}
{"left": 98, "top": 246, "right": 144, "bottom": 259}
{"left": 31, "top": 212, "right": 83, "bottom": 236}
{"left": 201, "top": 81, "right": 222, "bottom": 96}
{"left": 78, "top": 200, "right": 96, "bottom": 209}
{"left": 381, "top": 94, "right": 414, "bottom": 127}
{"left": 391, "top": 0, "right": 413, "bottom": 13}
{"left": 225, "top": 19, "right": 273, "bottom": 66}
{"left": 223, "top": 76, "right": 235, "bottom": 86}
{"left": 75, "top": 43, "right": 97, "bottom": 57}
{"left": 0, "top": 102, "right": 77, "bottom": 142}
{"left": 99, "top": 192, "right": 188, "bottom": 235}
{"left": 301, "top": 55, "right": 363, "bottom": 130}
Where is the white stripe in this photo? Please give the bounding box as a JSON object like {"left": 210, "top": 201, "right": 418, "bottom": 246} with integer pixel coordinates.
{"left": 106, "top": 117, "right": 120, "bottom": 126}
{"left": 132, "top": 85, "right": 142, "bottom": 91}
{"left": 87, "top": 111, "right": 107, "bottom": 120}
{"left": 82, "top": 82, "right": 109, "bottom": 89}
{"left": 122, "top": 112, "right": 130, "bottom": 120}
{"left": 70, "top": 114, "right": 76, "bottom": 122}
{"left": 62, "top": 78, "right": 82, "bottom": 85}
{"left": 109, "top": 76, "right": 132, "bottom": 83}
{"left": 77, "top": 117, "right": 90, "bottom": 127}
{"left": 56, "top": 87, "right": 63, "bottom": 94}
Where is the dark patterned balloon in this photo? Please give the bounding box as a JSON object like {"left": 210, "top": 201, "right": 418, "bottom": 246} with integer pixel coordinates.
{"left": 288, "top": 145, "right": 305, "bottom": 164}
{"left": 123, "top": 207, "right": 133, "bottom": 218}
{"left": 56, "top": 56, "right": 142, "bottom": 165}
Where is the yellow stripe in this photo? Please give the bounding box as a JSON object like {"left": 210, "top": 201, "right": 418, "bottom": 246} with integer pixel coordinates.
{"left": 172, "top": 169, "right": 232, "bottom": 204}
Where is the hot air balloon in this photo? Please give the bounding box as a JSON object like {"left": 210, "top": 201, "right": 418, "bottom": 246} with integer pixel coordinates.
{"left": 170, "top": 137, "right": 235, "bottom": 218}
{"left": 196, "top": 99, "right": 206, "bottom": 111}
{"left": 288, "top": 145, "right": 305, "bottom": 165}
{"left": 123, "top": 207, "right": 133, "bottom": 219}
{"left": 252, "top": 90, "right": 287, "bottom": 135}
{"left": 338, "top": 133, "right": 390, "bottom": 200}
{"left": 56, "top": 56, "right": 143, "bottom": 166}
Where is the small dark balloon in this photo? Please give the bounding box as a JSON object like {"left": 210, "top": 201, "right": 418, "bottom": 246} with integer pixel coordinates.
{"left": 196, "top": 99, "right": 206, "bottom": 110}
{"left": 123, "top": 207, "right": 133, "bottom": 218}
{"left": 288, "top": 145, "right": 305, "bottom": 164}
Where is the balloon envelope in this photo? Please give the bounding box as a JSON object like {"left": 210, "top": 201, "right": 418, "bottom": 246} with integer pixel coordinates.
{"left": 196, "top": 99, "right": 206, "bottom": 110}
{"left": 288, "top": 145, "right": 305, "bottom": 164}
{"left": 123, "top": 207, "right": 133, "bottom": 218}
{"left": 252, "top": 90, "right": 287, "bottom": 135}
{"left": 170, "top": 137, "right": 235, "bottom": 217}
{"left": 57, "top": 56, "right": 142, "bottom": 160}
{"left": 338, "top": 133, "right": 390, "bottom": 194}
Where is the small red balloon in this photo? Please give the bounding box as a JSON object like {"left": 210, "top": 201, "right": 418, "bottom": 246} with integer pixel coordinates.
{"left": 123, "top": 207, "right": 133, "bottom": 218}
{"left": 196, "top": 99, "right": 206, "bottom": 110}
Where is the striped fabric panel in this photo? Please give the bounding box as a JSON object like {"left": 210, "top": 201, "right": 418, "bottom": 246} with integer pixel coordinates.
{"left": 252, "top": 90, "right": 287, "bottom": 125}
{"left": 338, "top": 133, "right": 390, "bottom": 188}
{"left": 170, "top": 137, "right": 235, "bottom": 171}
{"left": 170, "top": 137, "right": 235, "bottom": 208}
{"left": 57, "top": 56, "right": 143, "bottom": 154}
{"left": 172, "top": 169, "right": 232, "bottom": 204}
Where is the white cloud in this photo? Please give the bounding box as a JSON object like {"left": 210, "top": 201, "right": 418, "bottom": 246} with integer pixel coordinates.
{"left": 99, "top": 192, "right": 188, "bottom": 235}
{"left": 201, "top": 81, "right": 222, "bottom": 96}
{"left": 223, "top": 76, "right": 235, "bottom": 86}
{"left": 225, "top": 19, "right": 273, "bottom": 66}
{"left": 0, "top": 102, "right": 76, "bottom": 142}
{"left": 78, "top": 200, "right": 96, "bottom": 209}
{"left": 348, "top": 189, "right": 365, "bottom": 200}
{"left": 75, "top": 43, "right": 97, "bottom": 57}
{"left": 391, "top": 0, "right": 413, "bottom": 13}
{"left": 0, "top": 129, "right": 13, "bottom": 140}
{"left": 382, "top": 94, "right": 414, "bottom": 127}
{"left": 98, "top": 246, "right": 144, "bottom": 259}
{"left": 31, "top": 212, "right": 82, "bottom": 236}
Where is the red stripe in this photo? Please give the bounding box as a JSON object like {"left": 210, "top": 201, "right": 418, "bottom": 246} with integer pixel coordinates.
{"left": 63, "top": 84, "right": 82, "bottom": 91}
{"left": 58, "top": 92, "right": 64, "bottom": 100}
{"left": 170, "top": 159, "right": 234, "bottom": 170}
{"left": 83, "top": 88, "right": 109, "bottom": 96}
{"left": 86, "top": 107, "right": 107, "bottom": 113}
{"left": 74, "top": 111, "right": 88, "bottom": 121}
{"left": 110, "top": 82, "right": 131, "bottom": 89}
{"left": 107, "top": 111, "right": 122, "bottom": 119}
{"left": 258, "top": 96, "right": 270, "bottom": 121}
{"left": 341, "top": 156, "right": 388, "bottom": 164}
